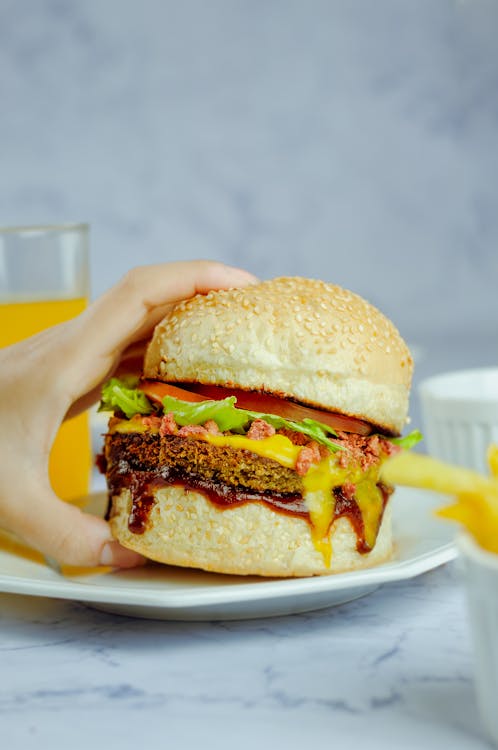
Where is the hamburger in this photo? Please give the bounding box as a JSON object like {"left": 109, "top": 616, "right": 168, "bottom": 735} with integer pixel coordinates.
{"left": 99, "top": 277, "right": 418, "bottom": 577}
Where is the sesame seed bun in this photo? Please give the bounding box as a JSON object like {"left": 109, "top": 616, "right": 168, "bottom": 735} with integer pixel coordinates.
{"left": 108, "top": 485, "right": 394, "bottom": 577}
{"left": 144, "top": 277, "right": 413, "bottom": 434}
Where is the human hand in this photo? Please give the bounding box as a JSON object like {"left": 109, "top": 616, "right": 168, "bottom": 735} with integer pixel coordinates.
{"left": 0, "top": 260, "right": 257, "bottom": 568}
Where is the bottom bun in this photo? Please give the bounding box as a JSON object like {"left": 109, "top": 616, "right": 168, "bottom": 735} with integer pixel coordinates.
{"left": 109, "top": 486, "right": 394, "bottom": 577}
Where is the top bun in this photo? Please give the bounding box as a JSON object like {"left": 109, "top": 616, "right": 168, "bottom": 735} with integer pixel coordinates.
{"left": 144, "top": 277, "right": 413, "bottom": 434}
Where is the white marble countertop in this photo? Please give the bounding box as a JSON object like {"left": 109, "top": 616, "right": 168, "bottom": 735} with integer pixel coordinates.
{"left": 0, "top": 560, "right": 492, "bottom": 749}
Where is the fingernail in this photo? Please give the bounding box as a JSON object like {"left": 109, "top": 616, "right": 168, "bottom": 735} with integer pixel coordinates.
{"left": 100, "top": 541, "right": 146, "bottom": 568}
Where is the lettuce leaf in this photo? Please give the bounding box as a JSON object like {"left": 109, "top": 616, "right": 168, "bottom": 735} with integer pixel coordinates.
{"left": 98, "top": 377, "right": 422, "bottom": 454}
{"left": 248, "top": 414, "right": 342, "bottom": 451}
{"left": 162, "top": 395, "right": 249, "bottom": 433}
{"left": 162, "top": 395, "right": 343, "bottom": 451}
{"left": 99, "top": 376, "right": 153, "bottom": 419}
{"left": 389, "top": 429, "right": 423, "bottom": 450}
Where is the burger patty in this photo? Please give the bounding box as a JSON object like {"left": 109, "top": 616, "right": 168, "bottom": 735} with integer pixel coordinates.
{"left": 104, "top": 431, "right": 304, "bottom": 495}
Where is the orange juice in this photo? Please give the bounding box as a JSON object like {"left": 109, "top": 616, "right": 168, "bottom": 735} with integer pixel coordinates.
{"left": 0, "top": 297, "right": 91, "bottom": 501}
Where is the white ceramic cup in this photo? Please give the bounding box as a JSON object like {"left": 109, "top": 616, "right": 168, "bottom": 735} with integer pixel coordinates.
{"left": 459, "top": 533, "right": 498, "bottom": 746}
{"left": 419, "top": 368, "right": 498, "bottom": 474}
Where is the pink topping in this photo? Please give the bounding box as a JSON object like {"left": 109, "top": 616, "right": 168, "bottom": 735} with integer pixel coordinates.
{"left": 247, "top": 418, "right": 276, "bottom": 440}
{"left": 277, "top": 427, "right": 309, "bottom": 446}
{"left": 159, "top": 412, "right": 178, "bottom": 436}
{"left": 177, "top": 424, "right": 209, "bottom": 438}
{"left": 141, "top": 415, "right": 162, "bottom": 430}
{"left": 382, "top": 440, "right": 402, "bottom": 457}
{"left": 335, "top": 432, "right": 401, "bottom": 471}
{"left": 295, "top": 441, "right": 322, "bottom": 476}
{"left": 204, "top": 419, "right": 222, "bottom": 435}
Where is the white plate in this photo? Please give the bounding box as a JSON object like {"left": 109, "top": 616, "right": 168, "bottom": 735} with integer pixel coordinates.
{"left": 0, "top": 488, "right": 456, "bottom": 620}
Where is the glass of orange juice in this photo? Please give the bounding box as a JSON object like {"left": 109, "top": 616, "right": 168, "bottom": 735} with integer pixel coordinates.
{"left": 0, "top": 223, "right": 91, "bottom": 502}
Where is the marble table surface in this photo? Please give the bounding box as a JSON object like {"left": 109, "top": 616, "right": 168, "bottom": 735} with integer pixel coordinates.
{"left": 0, "top": 559, "right": 493, "bottom": 750}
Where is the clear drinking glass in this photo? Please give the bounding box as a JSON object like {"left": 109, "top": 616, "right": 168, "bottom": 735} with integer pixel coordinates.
{"left": 0, "top": 223, "right": 91, "bottom": 501}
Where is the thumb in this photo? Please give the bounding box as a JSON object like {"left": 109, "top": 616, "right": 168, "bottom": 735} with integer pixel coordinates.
{"left": 63, "top": 261, "right": 258, "bottom": 400}
{"left": 10, "top": 487, "right": 144, "bottom": 568}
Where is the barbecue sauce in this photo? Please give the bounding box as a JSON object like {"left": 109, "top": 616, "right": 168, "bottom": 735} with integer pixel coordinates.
{"left": 105, "top": 461, "right": 392, "bottom": 553}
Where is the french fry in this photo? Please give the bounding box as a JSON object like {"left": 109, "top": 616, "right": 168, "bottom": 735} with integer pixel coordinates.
{"left": 381, "top": 449, "right": 498, "bottom": 554}
{"left": 437, "top": 493, "right": 498, "bottom": 553}
{"left": 380, "top": 451, "right": 498, "bottom": 498}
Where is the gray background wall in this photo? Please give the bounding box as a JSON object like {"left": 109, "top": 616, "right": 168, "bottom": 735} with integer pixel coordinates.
{"left": 1, "top": 0, "right": 497, "bottom": 422}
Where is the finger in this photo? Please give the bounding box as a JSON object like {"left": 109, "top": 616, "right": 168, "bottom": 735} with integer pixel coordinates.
{"left": 4, "top": 484, "right": 144, "bottom": 568}
{"left": 64, "top": 261, "right": 257, "bottom": 399}
{"left": 64, "top": 341, "right": 148, "bottom": 419}
{"left": 90, "top": 260, "right": 258, "bottom": 347}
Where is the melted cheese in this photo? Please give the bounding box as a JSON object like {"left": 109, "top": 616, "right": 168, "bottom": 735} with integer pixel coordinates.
{"left": 109, "top": 418, "right": 386, "bottom": 566}
{"left": 110, "top": 419, "right": 151, "bottom": 434}
{"left": 355, "top": 481, "right": 384, "bottom": 550}
{"left": 301, "top": 456, "right": 343, "bottom": 567}
{"left": 302, "top": 458, "right": 384, "bottom": 563}
{"left": 202, "top": 433, "right": 301, "bottom": 468}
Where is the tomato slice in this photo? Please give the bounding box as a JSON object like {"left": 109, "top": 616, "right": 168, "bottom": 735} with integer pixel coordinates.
{"left": 139, "top": 380, "right": 206, "bottom": 406}
{"left": 140, "top": 380, "right": 373, "bottom": 435}
{"left": 190, "top": 384, "right": 373, "bottom": 435}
